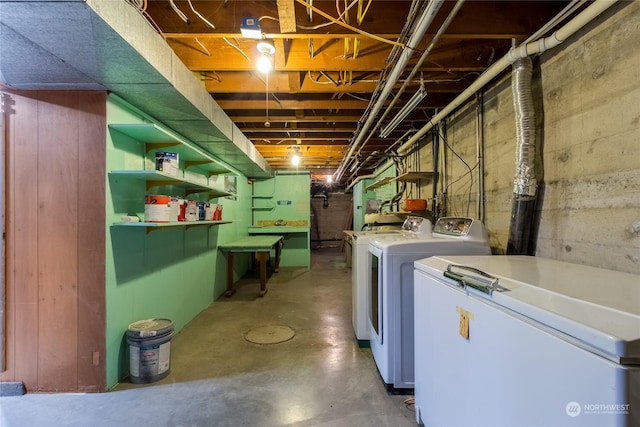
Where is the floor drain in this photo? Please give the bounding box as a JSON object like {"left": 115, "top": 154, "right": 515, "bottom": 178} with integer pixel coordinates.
{"left": 244, "top": 325, "right": 295, "bottom": 344}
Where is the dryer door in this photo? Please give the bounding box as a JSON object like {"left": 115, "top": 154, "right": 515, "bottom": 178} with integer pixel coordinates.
{"left": 368, "top": 245, "right": 383, "bottom": 344}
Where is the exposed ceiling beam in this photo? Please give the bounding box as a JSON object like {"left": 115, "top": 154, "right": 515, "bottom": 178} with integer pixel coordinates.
{"left": 215, "top": 95, "right": 451, "bottom": 110}
{"left": 200, "top": 71, "right": 470, "bottom": 93}
{"left": 170, "top": 38, "right": 510, "bottom": 73}
{"left": 229, "top": 115, "right": 362, "bottom": 123}
{"left": 277, "top": 0, "right": 297, "bottom": 33}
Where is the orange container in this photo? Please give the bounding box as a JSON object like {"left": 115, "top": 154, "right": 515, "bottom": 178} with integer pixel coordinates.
{"left": 404, "top": 198, "right": 427, "bottom": 212}
{"left": 144, "top": 195, "right": 172, "bottom": 222}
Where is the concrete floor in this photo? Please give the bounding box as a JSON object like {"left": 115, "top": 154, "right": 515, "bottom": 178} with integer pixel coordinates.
{"left": 0, "top": 248, "right": 417, "bottom": 427}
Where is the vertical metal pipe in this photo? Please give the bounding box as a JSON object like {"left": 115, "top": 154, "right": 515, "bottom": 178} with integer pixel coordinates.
{"left": 439, "top": 122, "right": 447, "bottom": 217}
{"left": 0, "top": 92, "right": 6, "bottom": 371}
{"left": 431, "top": 127, "right": 439, "bottom": 218}
{"left": 476, "top": 91, "right": 485, "bottom": 223}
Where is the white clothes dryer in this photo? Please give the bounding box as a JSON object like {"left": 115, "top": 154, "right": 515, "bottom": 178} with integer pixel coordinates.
{"left": 367, "top": 217, "right": 491, "bottom": 391}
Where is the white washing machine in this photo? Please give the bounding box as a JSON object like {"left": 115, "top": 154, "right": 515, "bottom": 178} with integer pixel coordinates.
{"left": 351, "top": 222, "right": 425, "bottom": 343}
{"left": 368, "top": 217, "right": 491, "bottom": 391}
{"left": 413, "top": 255, "right": 640, "bottom": 427}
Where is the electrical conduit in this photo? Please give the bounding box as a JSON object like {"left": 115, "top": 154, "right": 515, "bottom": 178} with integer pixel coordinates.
{"left": 376, "top": 0, "right": 466, "bottom": 133}
{"left": 335, "top": 0, "right": 445, "bottom": 181}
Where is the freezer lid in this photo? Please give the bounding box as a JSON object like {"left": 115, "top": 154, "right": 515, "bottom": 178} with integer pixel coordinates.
{"left": 415, "top": 255, "right": 640, "bottom": 363}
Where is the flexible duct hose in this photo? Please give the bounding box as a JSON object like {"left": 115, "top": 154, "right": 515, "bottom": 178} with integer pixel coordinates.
{"left": 507, "top": 56, "right": 537, "bottom": 254}
{"left": 512, "top": 57, "right": 537, "bottom": 197}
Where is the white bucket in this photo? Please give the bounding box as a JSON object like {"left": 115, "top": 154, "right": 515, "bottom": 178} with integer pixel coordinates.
{"left": 126, "top": 318, "right": 174, "bottom": 384}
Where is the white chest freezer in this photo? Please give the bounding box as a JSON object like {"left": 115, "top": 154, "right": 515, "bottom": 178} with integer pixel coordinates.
{"left": 413, "top": 255, "right": 640, "bottom": 427}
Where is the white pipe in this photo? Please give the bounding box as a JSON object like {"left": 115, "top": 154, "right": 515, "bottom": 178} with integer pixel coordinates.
{"left": 335, "top": 0, "right": 444, "bottom": 180}
{"left": 397, "top": 0, "right": 618, "bottom": 155}
{"left": 345, "top": 173, "right": 375, "bottom": 192}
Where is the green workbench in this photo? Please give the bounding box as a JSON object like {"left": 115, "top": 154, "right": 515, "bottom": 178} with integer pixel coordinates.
{"left": 248, "top": 226, "right": 310, "bottom": 270}
{"left": 219, "top": 235, "right": 284, "bottom": 297}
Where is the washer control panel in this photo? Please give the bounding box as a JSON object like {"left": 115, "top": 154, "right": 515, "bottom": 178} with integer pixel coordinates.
{"left": 401, "top": 216, "right": 432, "bottom": 233}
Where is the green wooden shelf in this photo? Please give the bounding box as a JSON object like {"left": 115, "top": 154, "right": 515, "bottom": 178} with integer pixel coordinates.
{"left": 109, "top": 123, "right": 231, "bottom": 176}
{"left": 392, "top": 172, "right": 435, "bottom": 184}
{"left": 365, "top": 172, "right": 436, "bottom": 191}
{"left": 365, "top": 176, "right": 395, "bottom": 191}
{"left": 111, "top": 220, "right": 232, "bottom": 233}
{"left": 109, "top": 170, "right": 231, "bottom": 198}
{"left": 113, "top": 221, "right": 231, "bottom": 227}
{"left": 251, "top": 200, "right": 276, "bottom": 210}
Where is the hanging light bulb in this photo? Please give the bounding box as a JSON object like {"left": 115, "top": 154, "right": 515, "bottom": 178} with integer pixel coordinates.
{"left": 257, "top": 55, "right": 273, "bottom": 73}
{"left": 256, "top": 39, "right": 275, "bottom": 74}
{"left": 257, "top": 39, "right": 275, "bottom": 127}
{"left": 291, "top": 146, "right": 301, "bottom": 166}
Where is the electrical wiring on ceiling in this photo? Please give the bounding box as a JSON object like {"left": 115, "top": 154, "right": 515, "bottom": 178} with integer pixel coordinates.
{"left": 259, "top": 0, "right": 359, "bottom": 31}
{"left": 293, "top": 0, "right": 406, "bottom": 48}
{"left": 169, "top": 0, "right": 188, "bottom": 23}
{"left": 221, "top": 37, "right": 252, "bottom": 62}
{"left": 186, "top": 0, "right": 216, "bottom": 29}
{"left": 125, "top": 0, "right": 163, "bottom": 36}
{"left": 194, "top": 38, "right": 211, "bottom": 56}
{"left": 167, "top": 0, "right": 217, "bottom": 30}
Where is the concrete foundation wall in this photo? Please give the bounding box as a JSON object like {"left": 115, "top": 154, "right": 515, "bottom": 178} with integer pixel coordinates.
{"left": 421, "top": 1, "right": 640, "bottom": 274}
{"left": 311, "top": 192, "right": 352, "bottom": 246}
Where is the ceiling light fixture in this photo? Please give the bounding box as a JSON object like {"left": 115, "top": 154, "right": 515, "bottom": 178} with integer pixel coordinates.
{"left": 241, "top": 17, "right": 262, "bottom": 38}
{"left": 379, "top": 84, "right": 427, "bottom": 138}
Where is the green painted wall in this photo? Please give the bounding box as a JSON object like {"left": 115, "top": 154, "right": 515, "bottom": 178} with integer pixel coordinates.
{"left": 105, "top": 97, "right": 251, "bottom": 388}
{"left": 373, "top": 162, "right": 398, "bottom": 210}
{"left": 252, "top": 171, "right": 310, "bottom": 222}
{"left": 352, "top": 179, "right": 377, "bottom": 232}
{"left": 252, "top": 171, "right": 311, "bottom": 267}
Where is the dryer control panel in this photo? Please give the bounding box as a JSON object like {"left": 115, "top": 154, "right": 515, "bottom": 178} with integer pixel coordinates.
{"left": 433, "top": 217, "right": 474, "bottom": 236}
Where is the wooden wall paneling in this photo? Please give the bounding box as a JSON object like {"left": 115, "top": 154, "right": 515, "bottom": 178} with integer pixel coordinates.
{"left": 0, "top": 90, "right": 40, "bottom": 389}
{"left": 36, "top": 92, "right": 80, "bottom": 391}
{"left": 76, "top": 91, "right": 107, "bottom": 392}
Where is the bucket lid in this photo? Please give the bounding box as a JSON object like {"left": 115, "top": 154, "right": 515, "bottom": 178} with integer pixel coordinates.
{"left": 127, "top": 318, "right": 174, "bottom": 338}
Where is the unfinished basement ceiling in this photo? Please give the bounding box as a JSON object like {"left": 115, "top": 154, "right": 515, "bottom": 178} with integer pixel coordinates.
{"left": 0, "top": 0, "right": 582, "bottom": 185}
{"left": 138, "top": 0, "right": 574, "bottom": 183}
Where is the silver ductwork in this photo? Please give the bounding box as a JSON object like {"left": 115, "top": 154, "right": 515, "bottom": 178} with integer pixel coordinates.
{"left": 507, "top": 56, "right": 537, "bottom": 254}
{"left": 512, "top": 57, "right": 537, "bottom": 197}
